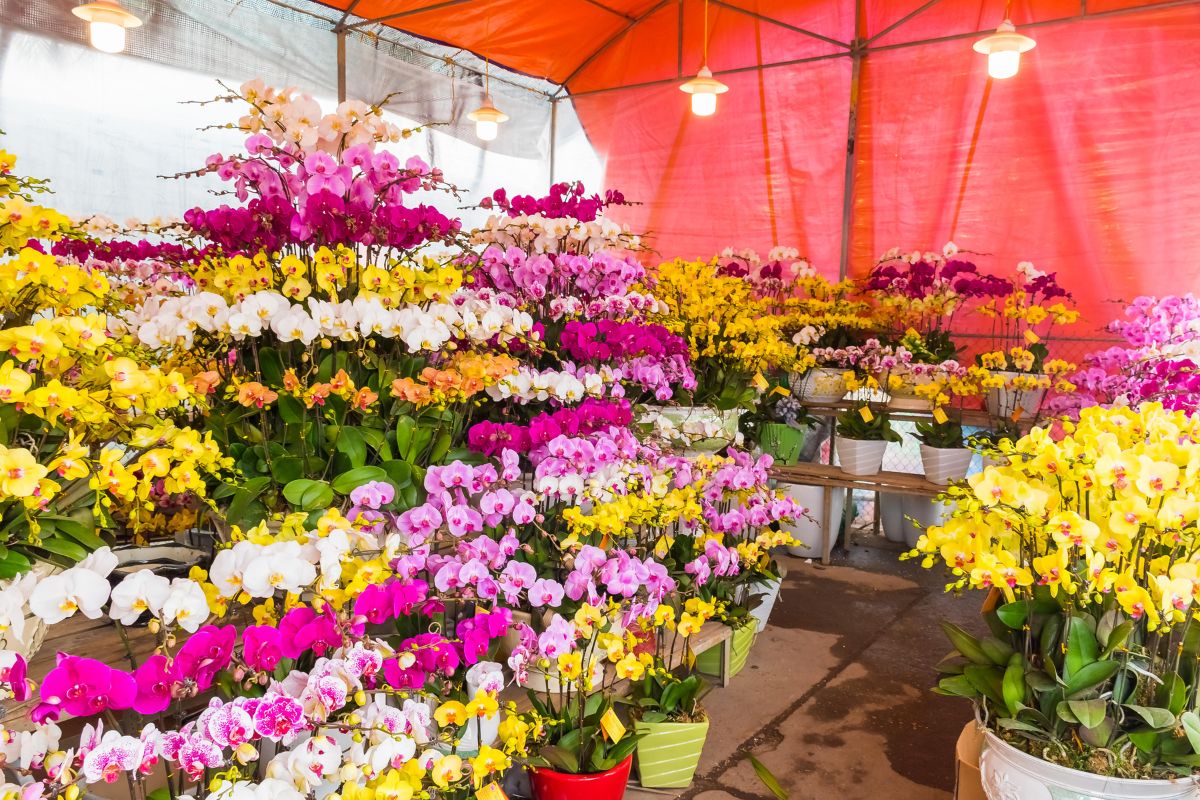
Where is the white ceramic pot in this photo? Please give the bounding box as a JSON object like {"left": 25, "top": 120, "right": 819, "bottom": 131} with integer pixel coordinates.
{"left": 791, "top": 367, "right": 848, "bottom": 404}
{"left": 0, "top": 562, "right": 61, "bottom": 659}
{"left": 748, "top": 569, "right": 786, "bottom": 633}
{"left": 978, "top": 729, "right": 1199, "bottom": 800}
{"left": 782, "top": 485, "right": 846, "bottom": 559}
{"left": 640, "top": 405, "right": 741, "bottom": 453}
{"left": 836, "top": 437, "right": 888, "bottom": 476}
{"left": 883, "top": 365, "right": 936, "bottom": 411}
{"left": 899, "top": 495, "right": 952, "bottom": 548}
{"left": 920, "top": 444, "right": 973, "bottom": 485}
{"left": 879, "top": 492, "right": 906, "bottom": 543}
{"left": 985, "top": 371, "right": 1047, "bottom": 420}
{"left": 455, "top": 676, "right": 501, "bottom": 754}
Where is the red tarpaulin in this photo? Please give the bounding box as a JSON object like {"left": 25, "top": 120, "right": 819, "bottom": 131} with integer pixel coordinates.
{"left": 320, "top": 0, "right": 1200, "bottom": 331}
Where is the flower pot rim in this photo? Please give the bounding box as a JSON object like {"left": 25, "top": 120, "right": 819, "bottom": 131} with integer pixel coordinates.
{"left": 530, "top": 753, "right": 634, "bottom": 779}
{"left": 634, "top": 717, "right": 711, "bottom": 730}
{"left": 919, "top": 443, "right": 971, "bottom": 451}
{"left": 981, "top": 728, "right": 1198, "bottom": 789}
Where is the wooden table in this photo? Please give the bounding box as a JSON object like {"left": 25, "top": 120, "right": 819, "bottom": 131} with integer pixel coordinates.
{"left": 769, "top": 462, "right": 948, "bottom": 564}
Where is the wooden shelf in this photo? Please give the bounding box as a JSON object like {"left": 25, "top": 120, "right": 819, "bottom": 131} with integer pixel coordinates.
{"left": 770, "top": 461, "right": 947, "bottom": 497}
{"left": 798, "top": 400, "right": 998, "bottom": 428}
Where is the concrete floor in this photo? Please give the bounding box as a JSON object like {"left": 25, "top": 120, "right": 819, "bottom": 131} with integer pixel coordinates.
{"left": 626, "top": 538, "right": 984, "bottom": 800}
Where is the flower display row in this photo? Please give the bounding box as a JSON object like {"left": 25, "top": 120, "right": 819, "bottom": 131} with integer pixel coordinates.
{"left": 0, "top": 82, "right": 807, "bottom": 800}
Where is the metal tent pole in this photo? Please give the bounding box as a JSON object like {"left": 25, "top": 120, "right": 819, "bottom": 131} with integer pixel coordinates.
{"left": 336, "top": 29, "right": 347, "bottom": 102}
{"left": 838, "top": 3, "right": 865, "bottom": 280}
{"left": 549, "top": 97, "right": 559, "bottom": 189}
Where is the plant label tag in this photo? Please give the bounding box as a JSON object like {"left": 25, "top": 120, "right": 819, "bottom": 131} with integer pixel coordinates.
{"left": 1024, "top": 329, "right": 1041, "bottom": 344}
{"left": 858, "top": 406, "right": 874, "bottom": 423}
{"left": 477, "top": 783, "right": 508, "bottom": 800}
{"left": 1011, "top": 407, "right": 1024, "bottom": 422}
{"left": 753, "top": 372, "right": 769, "bottom": 391}
{"left": 771, "top": 385, "right": 791, "bottom": 397}
{"left": 933, "top": 407, "right": 949, "bottom": 425}
{"left": 600, "top": 708, "right": 626, "bottom": 742}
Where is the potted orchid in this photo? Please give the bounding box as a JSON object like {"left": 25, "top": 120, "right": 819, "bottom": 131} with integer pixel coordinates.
{"left": 913, "top": 403, "right": 1200, "bottom": 799}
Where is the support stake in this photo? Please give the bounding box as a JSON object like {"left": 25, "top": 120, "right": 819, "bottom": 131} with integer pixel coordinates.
{"left": 549, "top": 97, "right": 559, "bottom": 189}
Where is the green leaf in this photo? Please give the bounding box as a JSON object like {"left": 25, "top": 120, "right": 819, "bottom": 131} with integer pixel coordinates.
{"left": 934, "top": 674, "right": 978, "bottom": 699}
{"left": 1157, "top": 672, "right": 1187, "bottom": 716}
{"left": 1063, "top": 660, "right": 1119, "bottom": 697}
{"left": 980, "top": 636, "right": 1015, "bottom": 666}
{"left": 0, "top": 549, "right": 31, "bottom": 579}
{"left": 1066, "top": 698, "right": 1107, "bottom": 729}
{"left": 995, "top": 601, "right": 1030, "bottom": 630}
{"left": 940, "top": 622, "right": 992, "bottom": 665}
{"left": 270, "top": 456, "right": 305, "bottom": 485}
{"left": 147, "top": 789, "right": 171, "bottom": 800}
{"left": 748, "top": 756, "right": 788, "bottom": 800}
{"left": 42, "top": 516, "right": 105, "bottom": 550}
{"left": 358, "top": 427, "right": 391, "bottom": 458}
{"left": 258, "top": 346, "right": 285, "bottom": 386}
{"left": 277, "top": 395, "right": 305, "bottom": 424}
{"left": 1129, "top": 729, "right": 1161, "bottom": 754}
{"left": 34, "top": 537, "right": 89, "bottom": 563}
{"left": 1064, "top": 615, "right": 1099, "bottom": 679}
{"left": 335, "top": 427, "right": 368, "bottom": 468}
{"left": 282, "top": 479, "right": 334, "bottom": 512}
{"left": 1181, "top": 711, "right": 1200, "bottom": 754}
{"left": 1100, "top": 621, "right": 1133, "bottom": 660}
{"left": 378, "top": 460, "right": 413, "bottom": 489}
{"left": 394, "top": 416, "right": 416, "bottom": 456}
{"left": 331, "top": 466, "right": 389, "bottom": 495}
{"left": 226, "top": 476, "right": 272, "bottom": 526}
{"left": 996, "top": 718, "right": 1044, "bottom": 734}
{"left": 963, "top": 664, "right": 1006, "bottom": 708}
{"left": 1126, "top": 705, "right": 1176, "bottom": 730}
{"left": 1002, "top": 657, "right": 1026, "bottom": 716}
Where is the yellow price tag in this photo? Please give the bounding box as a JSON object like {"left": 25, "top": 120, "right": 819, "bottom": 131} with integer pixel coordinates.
{"left": 933, "top": 407, "right": 949, "bottom": 425}
{"left": 477, "top": 783, "right": 509, "bottom": 800}
{"left": 752, "top": 372, "right": 769, "bottom": 391}
{"left": 858, "top": 406, "right": 874, "bottom": 423}
{"left": 1011, "top": 407, "right": 1024, "bottom": 422}
{"left": 600, "top": 708, "right": 626, "bottom": 742}
{"left": 771, "top": 385, "right": 792, "bottom": 397}
{"left": 1024, "top": 329, "right": 1041, "bottom": 344}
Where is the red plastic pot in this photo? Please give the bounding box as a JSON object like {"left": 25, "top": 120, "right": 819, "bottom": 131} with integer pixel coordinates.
{"left": 529, "top": 755, "right": 633, "bottom": 800}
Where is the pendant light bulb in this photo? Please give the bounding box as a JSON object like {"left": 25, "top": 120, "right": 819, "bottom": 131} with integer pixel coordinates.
{"left": 72, "top": 0, "right": 142, "bottom": 54}
{"left": 468, "top": 94, "right": 509, "bottom": 142}
{"left": 680, "top": 66, "right": 728, "bottom": 117}
{"left": 973, "top": 20, "right": 1036, "bottom": 80}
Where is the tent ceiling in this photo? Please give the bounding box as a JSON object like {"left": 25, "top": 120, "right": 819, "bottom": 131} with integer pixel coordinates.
{"left": 319, "top": 0, "right": 1189, "bottom": 95}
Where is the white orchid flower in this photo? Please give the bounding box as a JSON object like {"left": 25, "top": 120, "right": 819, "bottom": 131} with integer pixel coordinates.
{"left": 109, "top": 569, "right": 171, "bottom": 625}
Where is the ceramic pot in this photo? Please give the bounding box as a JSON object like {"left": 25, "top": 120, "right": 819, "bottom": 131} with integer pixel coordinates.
{"left": 883, "top": 365, "right": 936, "bottom": 411}
{"left": 640, "top": 406, "right": 741, "bottom": 453}
{"left": 978, "top": 729, "right": 1198, "bottom": 799}
{"left": 529, "top": 754, "right": 633, "bottom": 800}
{"left": 747, "top": 569, "right": 786, "bottom": 633}
{"left": 899, "top": 495, "right": 952, "bottom": 549}
{"left": 985, "top": 371, "right": 1047, "bottom": 420}
{"left": 635, "top": 719, "right": 710, "bottom": 788}
{"left": 759, "top": 422, "right": 807, "bottom": 464}
{"left": 0, "top": 562, "right": 60, "bottom": 659}
{"left": 879, "top": 492, "right": 906, "bottom": 543}
{"left": 696, "top": 623, "right": 756, "bottom": 679}
{"left": 791, "top": 367, "right": 847, "bottom": 404}
{"left": 836, "top": 437, "right": 888, "bottom": 476}
{"left": 920, "top": 444, "right": 973, "bottom": 485}
{"left": 782, "top": 484, "right": 846, "bottom": 559}
{"left": 112, "top": 544, "right": 206, "bottom": 580}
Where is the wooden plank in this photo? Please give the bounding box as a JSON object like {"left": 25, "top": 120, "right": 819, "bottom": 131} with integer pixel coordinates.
{"left": 770, "top": 462, "right": 946, "bottom": 497}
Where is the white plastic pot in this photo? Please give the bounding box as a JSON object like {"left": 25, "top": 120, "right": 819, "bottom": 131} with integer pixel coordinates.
{"left": 791, "top": 367, "right": 848, "bottom": 404}
{"left": 781, "top": 484, "right": 846, "bottom": 560}
{"left": 836, "top": 437, "right": 888, "bottom": 476}
{"left": 920, "top": 444, "right": 973, "bottom": 485}
{"left": 978, "top": 729, "right": 1199, "bottom": 800}
{"left": 985, "top": 371, "right": 1047, "bottom": 420}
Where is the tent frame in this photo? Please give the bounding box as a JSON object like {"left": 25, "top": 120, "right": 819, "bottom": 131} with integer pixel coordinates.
{"left": 327, "top": 0, "right": 1200, "bottom": 273}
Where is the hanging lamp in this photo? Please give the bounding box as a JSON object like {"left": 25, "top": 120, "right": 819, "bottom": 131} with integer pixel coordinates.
{"left": 72, "top": 0, "right": 142, "bottom": 54}
{"left": 469, "top": 59, "right": 509, "bottom": 141}
{"left": 679, "top": 0, "right": 727, "bottom": 116}
{"left": 973, "top": 19, "right": 1036, "bottom": 79}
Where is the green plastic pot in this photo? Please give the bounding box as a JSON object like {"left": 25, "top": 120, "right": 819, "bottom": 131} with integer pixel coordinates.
{"left": 759, "top": 422, "right": 806, "bottom": 464}
{"left": 695, "top": 623, "right": 757, "bottom": 679}
{"left": 634, "top": 718, "right": 710, "bottom": 788}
